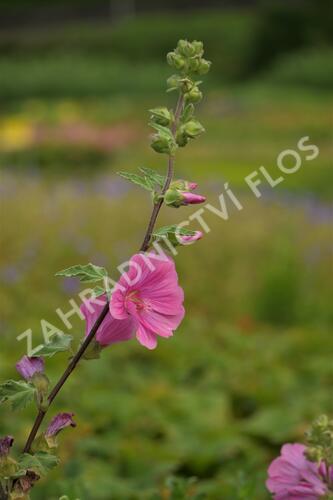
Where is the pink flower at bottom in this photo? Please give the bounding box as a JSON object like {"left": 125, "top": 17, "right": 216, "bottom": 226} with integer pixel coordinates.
{"left": 266, "top": 443, "right": 330, "bottom": 499}
{"left": 110, "top": 252, "right": 185, "bottom": 350}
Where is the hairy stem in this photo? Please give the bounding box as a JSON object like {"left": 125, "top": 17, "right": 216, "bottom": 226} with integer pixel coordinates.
{"left": 22, "top": 93, "right": 184, "bottom": 455}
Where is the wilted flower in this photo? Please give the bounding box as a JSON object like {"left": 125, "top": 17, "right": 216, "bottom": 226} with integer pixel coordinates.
{"left": 11, "top": 470, "right": 40, "bottom": 496}
{"left": 81, "top": 294, "right": 133, "bottom": 347}
{"left": 45, "top": 413, "right": 76, "bottom": 438}
{"left": 110, "top": 252, "right": 184, "bottom": 349}
{"left": 266, "top": 443, "right": 331, "bottom": 499}
{"left": 0, "top": 436, "right": 14, "bottom": 457}
{"left": 16, "top": 356, "right": 44, "bottom": 381}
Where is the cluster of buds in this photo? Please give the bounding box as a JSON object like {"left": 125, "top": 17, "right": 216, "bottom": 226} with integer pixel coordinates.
{"left": 150, "top": 39, "right": 210, "bottom": 156}
{"left": 305, "top": 415, "right": 333, "bottom": 466}
{"left": 164, "top": 179, "right": 206, "bottom": 208}
{"left": 167, "top": 40, "right": 211, "bottom": 76}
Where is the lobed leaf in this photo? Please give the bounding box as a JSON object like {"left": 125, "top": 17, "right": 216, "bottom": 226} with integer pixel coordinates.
{"left": 55, "top": 263, "right": 107, "bottom": 283}
{"left": 117, "top": 171, "right": 152, "bottom": 191}
{"left": 153, "top": 224, "right": 197, "bottom": 238}
{"left": 18, "top": 452, "right": 59, "bottom": 476}
{"left": 35, "top": 333, "right": 73, "bottom": 358}
{"left": 0, "top": 380, "right": 35, "bottom": 410}
{"left": 118, "top": 167, "right": 165, "bottom": 192}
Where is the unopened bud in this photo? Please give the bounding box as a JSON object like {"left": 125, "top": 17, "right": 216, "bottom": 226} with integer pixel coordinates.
{"left": 185, "top": 87, "right": 203, "bottom": 103}
{"left": 32, "top": 372, "right": 49, "bottom": 394}
{"left": 151, "top": 134, "right": 175, "bottom": 155}
{"left": 170, "top": 180, "right": 198, "bottom": 191}
{"left": 177, "top": 40, "right": 196, "bottom": 58}
{"left": 167, "top": 51, "right": 185, "bottom": 70}
{"left": 167, "top": 74, "right": 181, "bottom": 90}
{"left": 192, "top": 41, "right": 204, "bottom": 56}
{"left": 188, "top": 57, "right": 201, "bottom": 73}
{"left": 175, "top": 129, "right": 188, "bottom": 148}
{"left": 183, "top": 120, "right": 205, "bottom": 138}
{"left": 149, "top": 107, "right": 172, "bottom": 126}
{"left": 164, "top": 188, "right": 206, "bottom": 208}
{"left": 198, "top": 59, "right": 211, "bottom": 75}
{"left": 177, "top": 231, "right": 203, "bottom": 245}
{"left": 164, "top": 188, "right": 183, "bottom": 207}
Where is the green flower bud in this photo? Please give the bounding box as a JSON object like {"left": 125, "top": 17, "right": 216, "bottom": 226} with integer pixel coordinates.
{"left": 177, "top": 40, "right": 196, "bottom": 58}
{"left": 188, "top": 57, "right": 201, "bottom": 73}
{"left": 183, "top": 120, "right": 205, "bottom": 138}
{"left": 167, "top": 74, "right": 181, "bottom": 91}
{"left": 180, "top": 78, "right": 194, "bottom": 93}
{"left": 197, "top": 58, "right": 211, "bottom": 75}
{"left": 149, "top": 107, "right": 172, "bottom": 127}
{"left": 175, "top": 128, "right": 188, "bottom": 147}
{"left": 32, "top": 372, "right": 49, "bottom": 394}
{"left": 167, "top": 51, "right": 185, "bottom": 70}
{"left": 151, "top": 134, "right": 174, "bottom": 155}
{"left": 185, "top": 87, "right": 203, "bottom": 103}
{"left": 164, "top": 188, "right": 183, "bottom": 207}
{"left": 192, "top": 40, "right": 204, "bottom": 56}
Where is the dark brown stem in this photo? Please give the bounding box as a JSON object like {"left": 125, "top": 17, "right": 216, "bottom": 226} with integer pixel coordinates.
{"left": 22, "top": 93, "right": 184, "bottom": 455}
{"left": 23, "top": 303, "right": 109, "bottom": 453}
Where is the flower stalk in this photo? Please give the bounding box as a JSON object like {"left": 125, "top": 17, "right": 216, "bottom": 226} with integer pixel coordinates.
{"left": 0, "top": 39, "right": 211, "bottom": 498}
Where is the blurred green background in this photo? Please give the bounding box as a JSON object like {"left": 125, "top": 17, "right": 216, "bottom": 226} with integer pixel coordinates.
{"left": 0, "top": 0, "right": 332, "bottom": 498}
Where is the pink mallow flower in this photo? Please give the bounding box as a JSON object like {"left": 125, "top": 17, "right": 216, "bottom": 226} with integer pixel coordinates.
{"left": 16, "top": 356, "right": 44, "bottom": 381}
{"left": 45, "top": 413, "right": 76, "bottom": 438}
{"left": 110, "top": 252, "right": 185, "bottom": 350}
{"left": 177, "top": 231, "right": 203, "bottom": 245}
{"left": 267, "top": 443, "right": 332, "bottom": 499}
{"left": 81, "top": 294, "right": 133, "bottom": 347}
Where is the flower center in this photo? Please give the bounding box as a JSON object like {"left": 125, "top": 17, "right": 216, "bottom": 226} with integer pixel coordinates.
{"left": 125, "top": 290, "right": 150, "bottom": 313}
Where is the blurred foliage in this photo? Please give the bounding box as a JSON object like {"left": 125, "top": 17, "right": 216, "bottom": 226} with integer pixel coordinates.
{"left": 264, "top": 48, "right": 333, "bottom": 89}
{"left": 0, "top": 3, "right": 332, "bottom": 100}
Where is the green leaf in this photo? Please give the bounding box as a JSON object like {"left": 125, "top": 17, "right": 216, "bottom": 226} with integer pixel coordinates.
{"left": 139, "top": 167, "right": 165, "bottom": 189}
{"left": 36, "top": 333, "right": 73, "bottom": 358}
{"left": 19, "top": 452, "right": 59, "bottom": 476}
{"left": 118, "top": 170, "right": 152, "bottom": 191}
{"left": 152, "top": 224, "right": 197, "bottom": 247}
{"left": 92, "top": 285, "right": 105, "bottom": 297}
{"left": 55, "top": 263, "right": 107, "bottom": 283}
{"left": 153, "top": 224, "right": 197, "bottom": 238}
{"left": 149, "top": 122, "right": 175, "bottom": 141}
{"left": 118, "top": 168, "right": 165, "bottom": 192}
{"left": 0, "top": 380, "right": 35, "bottom": 410}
